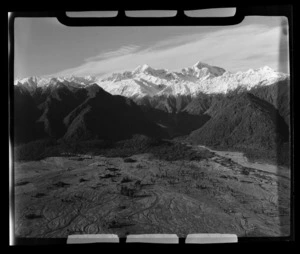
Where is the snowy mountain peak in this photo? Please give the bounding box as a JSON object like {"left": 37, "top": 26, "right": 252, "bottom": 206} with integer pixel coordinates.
{"left": 258, "top": 66, "right": 277, "bottom": 74}
{"left": 132, "top": 64, "right": 152, "bottom": 73}
{"left": 140, "top": 64, "right": 151, "bottom": 72}
{"left": 193, "top": 61, "right": 212, "bottom": 69}
{"left": 191, "top": 61, "right": 226, "bottom": 77}
{"left": 133, "top": 64, "right": 170, "bottom": 76}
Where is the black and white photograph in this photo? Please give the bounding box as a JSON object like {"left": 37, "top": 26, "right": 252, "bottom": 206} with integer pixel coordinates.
{"left": 10, "top": 10, "right": 292, "bottom": 243}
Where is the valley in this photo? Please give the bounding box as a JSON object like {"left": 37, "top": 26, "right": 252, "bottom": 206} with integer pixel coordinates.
{"left": 12, "top": 61, "right": 291, "bottom": 239}
{"left": 196, "top": 145, "right": 290, "bottom": 177}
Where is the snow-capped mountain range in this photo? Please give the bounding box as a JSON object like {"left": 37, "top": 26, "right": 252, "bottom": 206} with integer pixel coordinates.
{"left": 14, "top": 75, "right": 97, "bottom": 94}
{"left": 14, "top": 61, "right": 289, "bottom": 98}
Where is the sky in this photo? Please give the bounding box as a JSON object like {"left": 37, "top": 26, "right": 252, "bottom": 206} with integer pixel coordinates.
{"left": 14, "top": 15, "right": 289, "bottom": 79}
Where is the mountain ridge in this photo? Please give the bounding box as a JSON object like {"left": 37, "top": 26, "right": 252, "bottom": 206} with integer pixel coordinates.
{"left": 15, "top": 62, "right": 289, "bottom": 99}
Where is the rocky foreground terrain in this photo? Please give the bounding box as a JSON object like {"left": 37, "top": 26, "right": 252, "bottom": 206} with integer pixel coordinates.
{"left": 14, "top": 146, "right": 290, "bottom": 238}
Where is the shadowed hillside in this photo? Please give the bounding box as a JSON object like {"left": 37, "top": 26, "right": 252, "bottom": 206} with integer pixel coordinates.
{"left": 14, "top": 86, "right": 44, "bottom": 144}
{"left": 248, "top": 79, "right": 290, "bottom": 126}
{"left": 36, "top": 84, "right": 88, "bottom": 138}
{"left": 135, "top": 94, "right": 193, "bottom": 113}
{"left": 139, "top": 106, "right": 211, "bottom": 137}
{"left": 186, "top": 92, "right": 289, "bottom": 165}
{"left": 63, "top": 85, "right": 167, "bottom": 141}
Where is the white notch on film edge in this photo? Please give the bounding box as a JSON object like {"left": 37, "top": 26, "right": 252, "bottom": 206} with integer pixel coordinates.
{"left": 67, "top": 234, "right": 119, "bottom": 244}
{"left": 126, "top": 234, "right": 179, "bottom": 243}
{"left": 66, "top": 11, "right": 118, "bottom": 18}
{"left": 186, "top": 234, "right": 238, "bottom": 243}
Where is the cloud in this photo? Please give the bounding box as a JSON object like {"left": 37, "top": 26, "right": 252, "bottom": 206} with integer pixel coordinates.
{"left": 85, "top": 44, "right": 140, "bottom": 62}
{"left": 53, "top": 23, "right": 286, "bottom": 77}
{"left": 148, "top": 32, "right": 207, "bottom": 51}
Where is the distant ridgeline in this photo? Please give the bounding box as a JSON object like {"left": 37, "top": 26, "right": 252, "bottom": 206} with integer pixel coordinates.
{"left": 13, "top": 62, "right": 290, "bottom": 165}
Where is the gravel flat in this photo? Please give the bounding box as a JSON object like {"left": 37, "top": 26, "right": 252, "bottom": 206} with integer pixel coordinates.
{"left": 14, "top": 149, "right": 290, "bottom": 238}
